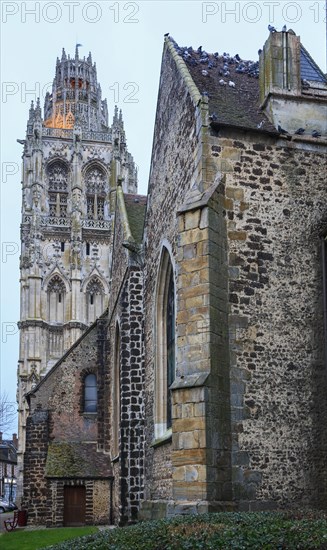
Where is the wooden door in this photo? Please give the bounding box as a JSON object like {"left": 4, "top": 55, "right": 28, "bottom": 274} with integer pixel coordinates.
{"left": 63, "top": 486, "right": 86, "bottom": 526}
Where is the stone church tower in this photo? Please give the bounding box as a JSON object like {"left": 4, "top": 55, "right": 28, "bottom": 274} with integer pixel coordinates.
{"left": 16, "top": 46, "right": 137, "bottom": 500}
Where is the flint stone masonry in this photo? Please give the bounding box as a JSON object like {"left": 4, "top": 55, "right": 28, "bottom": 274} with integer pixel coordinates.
{"left": 207, "top": 131, "right": 327, "bottom": 508}
{"left": 104, "top": 192, "right": 145, "bottom": 524}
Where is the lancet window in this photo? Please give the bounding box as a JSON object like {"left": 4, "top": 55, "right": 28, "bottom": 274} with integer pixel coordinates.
{"left": 154, "top": 247, "right": 176, "bottom": 439}
{"left": 47, "top": 275, "right": 66, "bottom": 323}
{"left": 86, "top": 277, "right": 105, "bottom": 323}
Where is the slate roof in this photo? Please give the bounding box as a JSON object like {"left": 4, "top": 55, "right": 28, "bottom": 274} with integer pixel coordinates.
{"left": 170, "top": 38, "right": 276, "bottom": 133}
{"left": 45, "top": 442, "right": 112, "bottom": 478}
{"left": 169, "top": 37, "right": 326, "bottom": 133}
{"left": 300, "top": 45, "right": 327, "bottom": 83}
{"left": 0, "top": 441, "right": 17, "bottom": 464}
{"left": 124, "top": 194, "right": 147, "bottom": 244}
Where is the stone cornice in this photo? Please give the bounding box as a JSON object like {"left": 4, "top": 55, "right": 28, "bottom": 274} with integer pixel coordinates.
{"left": 18, "top": 320, "right": 88, "bottom": 331}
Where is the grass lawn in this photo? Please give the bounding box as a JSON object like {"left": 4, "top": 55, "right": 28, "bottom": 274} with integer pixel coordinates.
{"left": 0, "top": 526, "right": 98, "bottom": 550}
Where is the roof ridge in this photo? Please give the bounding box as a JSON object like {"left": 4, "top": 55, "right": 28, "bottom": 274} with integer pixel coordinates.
{"left": 116, "top": 185, "right": 135, "bottom": 244}
{"left": 165, "top": 36, "right": 202, "bottom": 106}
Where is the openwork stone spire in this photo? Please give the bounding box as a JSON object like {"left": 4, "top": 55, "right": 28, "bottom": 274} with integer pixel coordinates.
{"left": 43, "top": 47, "right": 108, "bottom": 132}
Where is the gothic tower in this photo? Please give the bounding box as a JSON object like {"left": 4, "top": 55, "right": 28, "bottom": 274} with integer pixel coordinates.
{"left": 16, "top": 46, "right": 137, "bottom": 501}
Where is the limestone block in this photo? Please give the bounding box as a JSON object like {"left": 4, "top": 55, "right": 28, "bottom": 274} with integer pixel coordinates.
{"left": 185, "top": 210, "right": 201, "bottom": 230}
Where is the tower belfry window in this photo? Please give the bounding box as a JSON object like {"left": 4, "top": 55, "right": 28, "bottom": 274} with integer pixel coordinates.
{"left": 47, "top": 162, "right": 68, "bottom": 219}
{"left": 85, "top": 166, "right": 106, "bottom": 221}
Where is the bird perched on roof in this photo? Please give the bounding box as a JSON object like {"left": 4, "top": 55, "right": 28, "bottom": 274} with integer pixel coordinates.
{"left": 164, "top": 33, "right": 169, "bottom": 37}
{"left": 202, "top": 70, "right": 209, "bottom": 76}
{"left": 302, "top": 79, "right": 310, "bottom": 89}
{"left": 209, "top": 112, "right": 218, "bottom": 122}
{"left": 258, "top": 49, "right": 263, "bottom": 56}
{"left": 282, "top": 24, "right": 287, "bottom": 32}
{"left": 197, "top": 46, "right": 202, "bottom": 54}
{"left": 235, "top": 54, "right": 241, "bottom": 61}
{"left": 312, "top": 130, "right": 321, "bottom": 138}
{"left": 229, "top": 81, "right": 235, "bottom": 87}
{"left": 268, "top": 24, "right": 277, "bottom": 32}
{"left": 219, "top": 79, "right": 227, "bottom": 86}
{"left": 278, "top": 125, "right": 289, "bottom": 135}
{"left": 294, "top": 128, "right": 305, "bottom": 135}
{"left": 257, "top": 121, "right": 265, "bottom": 129}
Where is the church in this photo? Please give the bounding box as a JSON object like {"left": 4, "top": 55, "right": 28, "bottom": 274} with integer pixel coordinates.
{"left": 17, "top": 29, "right": 327, "bottom": 526}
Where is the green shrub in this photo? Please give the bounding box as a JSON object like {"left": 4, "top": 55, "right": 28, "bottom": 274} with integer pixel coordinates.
{"left": 49, "top": 511, "right": 327, "bottom": 550}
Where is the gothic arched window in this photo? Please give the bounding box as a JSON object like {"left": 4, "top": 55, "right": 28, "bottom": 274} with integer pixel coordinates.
{"left": 47, "top": 275, "right": 66, "bottom": 323}
{"left": 154, "top": 247, "right": 176, "bottom": 439}
{"left": 84, "top": 373, "right": 97, "bottom": 413}
{"left": 85, "top": 165, "right": 106, "bottom": 221}
{"left": 47, "top": 162, "right": 68, "bottom": 218}
{"left": 86, "top": 277, "right": 104, "bottom": 323}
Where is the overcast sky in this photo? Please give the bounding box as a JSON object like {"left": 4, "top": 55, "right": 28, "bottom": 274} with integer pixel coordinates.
{"left": 0, "top": 0, "right": 326, "bottom": 436}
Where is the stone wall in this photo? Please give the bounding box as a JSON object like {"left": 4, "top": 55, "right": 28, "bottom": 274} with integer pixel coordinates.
{"left": 23, "top": 320, "right": 113, "bottom": 525}
{"left": 141, "top": 39, "right": 327, "bottom": 515}
{"left": 105, "top": 196, "right": 145, "bottom": 524}
{"left": 206, "top": 129, "right": 327, "bottom": 508}
{"left": 22, "top": 408, "right": 49, "bottom": 524}
{"left": 29, "top": 324, "right": 99, "bottom": 442}
{"left": 142, "top": 39, "right": 202, "bottom": 505}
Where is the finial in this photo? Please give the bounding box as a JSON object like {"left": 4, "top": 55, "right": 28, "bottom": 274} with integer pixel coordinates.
{"left": 87, "top": 51, "right": 92, "bottom": 64}
{"left": 35, "top": 97, "right": 42, "bottom": 119}
{"left": 113, "top": 105, "right": 119, "bottom": 124}
{"left": 75, "top": 43, "right": 82, "bottom": 58}
{"left": 119, "top": 109, "right": 123, "bottom": 122}
{"left": 28, "top": 100, "right": 35, "bottom": 121}
{"left": 61, "top": 48, "right": 67, "bottom": 61}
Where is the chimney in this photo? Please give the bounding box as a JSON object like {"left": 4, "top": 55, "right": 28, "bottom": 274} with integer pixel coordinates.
{"left": 259, "top": 30, "right": 327, "bottom": 135}
{"left": 12, "top": 433, "right": 18, "bottom": 449}
{"left": 260, "top": 30, "right": 301, "bottom": 104}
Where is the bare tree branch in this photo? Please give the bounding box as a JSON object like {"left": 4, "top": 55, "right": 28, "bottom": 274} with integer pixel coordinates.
{"left": 0, "top": 392, "right": 17, "bottom": 436}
